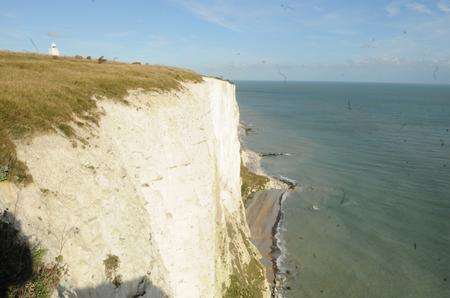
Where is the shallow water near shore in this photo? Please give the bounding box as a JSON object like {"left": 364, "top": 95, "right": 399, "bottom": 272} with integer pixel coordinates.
{"left": 237, "top": 81, "right": 450, "bottom": 297}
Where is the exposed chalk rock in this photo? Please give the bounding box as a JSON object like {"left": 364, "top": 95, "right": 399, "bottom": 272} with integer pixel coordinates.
{"left": 0, "top": 78, "right": 269, "bottom": 297}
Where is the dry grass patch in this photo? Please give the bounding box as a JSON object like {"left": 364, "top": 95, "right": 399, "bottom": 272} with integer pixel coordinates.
{"left": 0, "top": 51, "right": 202, "bottom": 183}
{"left": 103, "top": 254, "right": 121, "bottom": 287}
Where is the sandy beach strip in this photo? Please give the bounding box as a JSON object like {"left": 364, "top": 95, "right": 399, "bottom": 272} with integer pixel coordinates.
{"left": 246, "top": 189, "right": 286, "bottom": 283}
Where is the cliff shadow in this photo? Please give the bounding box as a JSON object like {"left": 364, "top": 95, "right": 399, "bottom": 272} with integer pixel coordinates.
{"left": 0, "top": 209, "right": 168, "bottom": 298}
{"left": 0, "top": 210, "right": 33, "bottom": 297}
{"left": 64, "top": 276, "right": 168, "bottom": 298}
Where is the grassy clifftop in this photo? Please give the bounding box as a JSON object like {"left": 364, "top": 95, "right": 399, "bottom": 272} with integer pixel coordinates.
{"left": 0, "top": 51, "right": 202, "bottom": 184}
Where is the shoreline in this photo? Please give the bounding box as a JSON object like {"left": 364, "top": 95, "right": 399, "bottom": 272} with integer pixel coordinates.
{"left": 241, "top": 146, "right": 295, "bottom": 295}
{"left": 270, "top": 191, "right": 288, "bottom": 297}
{"left": 239, "top": 122, "right": 297, "bottom": 295}
{"left": 245, "top": 189, "right": 285, "bottom": 283}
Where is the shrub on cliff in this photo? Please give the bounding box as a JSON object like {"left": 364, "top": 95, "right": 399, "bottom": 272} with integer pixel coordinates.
{"left": 241, "top": 164, "right": 269, "bottom": 202}
{"left": 8, "top": 249, "right": 65, "bottom": 298}
{"left": 0, "top": 210, "right": 64, "bottom": 298}
{"left": 103, "top": 254, "right": 122, "bottom": 288}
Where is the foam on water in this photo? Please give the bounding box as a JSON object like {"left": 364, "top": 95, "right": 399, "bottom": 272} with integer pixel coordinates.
{"left": 272, "top": 191, "right": 289, "bottom": 297}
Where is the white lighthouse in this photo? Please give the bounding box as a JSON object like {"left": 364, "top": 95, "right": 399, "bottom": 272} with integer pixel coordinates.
{"left": 49, "top": 42, "right": 60, "bottom": 57}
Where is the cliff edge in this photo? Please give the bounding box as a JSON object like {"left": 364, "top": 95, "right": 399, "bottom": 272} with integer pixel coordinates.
{"left": 0, "top": 52, "right": 268, "bottom": 297}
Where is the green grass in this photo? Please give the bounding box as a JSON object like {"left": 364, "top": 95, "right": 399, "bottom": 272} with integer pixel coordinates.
{"left": 235, "top": 229, "right": 267, "bottom": 298}
{"left": 0, "top": 51, "right": 202, "bottom": 184}
{"left": 224, "top": 258, "right": 266, "bottom": 298}
{"left": 0, "top": 218, "right": 65, "bottom": 298}
{"left": 56, "top": 123, "right": 75, "bottom": 138}
{"left": 223, "top": 225, "right": 267, "bottom": 298}
{"left": 7, "top": 247, "right": 64, "bottom": 298}
{"left": 241, "top": 164, "right": 269, "bottom": 203}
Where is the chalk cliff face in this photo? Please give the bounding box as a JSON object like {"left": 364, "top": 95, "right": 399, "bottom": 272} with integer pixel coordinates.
{"left": 0, "top": 78, "right": 268, "bottom": 297}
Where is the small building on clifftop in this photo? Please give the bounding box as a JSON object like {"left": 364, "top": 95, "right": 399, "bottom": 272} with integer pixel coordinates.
{"left": 49, "top": 42, "right": 60, "bottom": 56}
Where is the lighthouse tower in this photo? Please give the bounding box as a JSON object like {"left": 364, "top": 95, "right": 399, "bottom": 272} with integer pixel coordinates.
{"left": 49, "top": 42, "right": 60, "bottom": 57}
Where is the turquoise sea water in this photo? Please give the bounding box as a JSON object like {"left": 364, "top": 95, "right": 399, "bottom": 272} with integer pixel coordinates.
{"left": 237, "top": 81, "right": 450, "bottom": 298}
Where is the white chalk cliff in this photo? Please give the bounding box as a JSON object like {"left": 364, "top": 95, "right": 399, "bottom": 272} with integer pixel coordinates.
{"left": 0, "top": 78, "right": 269, "bottom": 297}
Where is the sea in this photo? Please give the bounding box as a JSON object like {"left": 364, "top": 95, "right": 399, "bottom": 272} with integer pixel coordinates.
{"left": 236, "top": 81, "right": 450, "bottom": 298}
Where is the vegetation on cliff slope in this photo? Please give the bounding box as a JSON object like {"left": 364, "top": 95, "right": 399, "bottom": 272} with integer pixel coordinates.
{"left": 0, "top": 51, "right": 202, "bottom": 184}
{"left": 1, "top": 211, "right": 64, "bottom": 297}
{"left": 224, "top": 223, "right": 267, "bottom": 298}
{"left": 103, "top": 254, "right": 122, "bottom": 287}
{"left": 241, "top": 164, "right": 269, "bottom": 203}
{"left": 224, "top": 258, "right": 266, "bottom": 298}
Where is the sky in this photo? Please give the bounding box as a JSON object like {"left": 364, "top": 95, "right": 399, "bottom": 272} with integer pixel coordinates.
{"left": 1, "top": 0, "right": 450, "bottom": 83}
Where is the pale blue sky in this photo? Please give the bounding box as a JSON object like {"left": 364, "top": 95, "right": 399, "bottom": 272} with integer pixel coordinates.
{"left": 1, "top": 0, "right": 450, "bottom": 83}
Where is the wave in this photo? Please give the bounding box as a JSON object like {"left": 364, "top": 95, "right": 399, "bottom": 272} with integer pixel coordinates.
{"left": 272, "top": 191, "right": 290, "bottom": 297}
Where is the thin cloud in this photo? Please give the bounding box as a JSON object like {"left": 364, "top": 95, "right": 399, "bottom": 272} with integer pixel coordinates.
{"left": 146, "top": 35, "right": 170, "bottom": 49}
{"left": 406, "top": 2, "right": 432, "bottom": 14}
{"left": 387, "top": 1, "right": 435, "bottom": 16}
{"left": 105, "top": 31, "right": 134, "bottom": 38}
{"left": 47, "top": 31, "right": 60, "bottom": 38}
{"left": 175, "top": 0, "right": 239, "bottom": 31}
{"left": 351, "top": 55, "right": 405, "bottom": 66}
{"left": 0, "top": 12, "right": 16, "bottom": 19}
{"left": 172, "top": 0, "right": 278, "bottom": 32}
{"left": 437, "top": 1, "right": 450, "bottom": 13}
{"left": 386, "top": 2, "right": 400, "bottom": 16}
